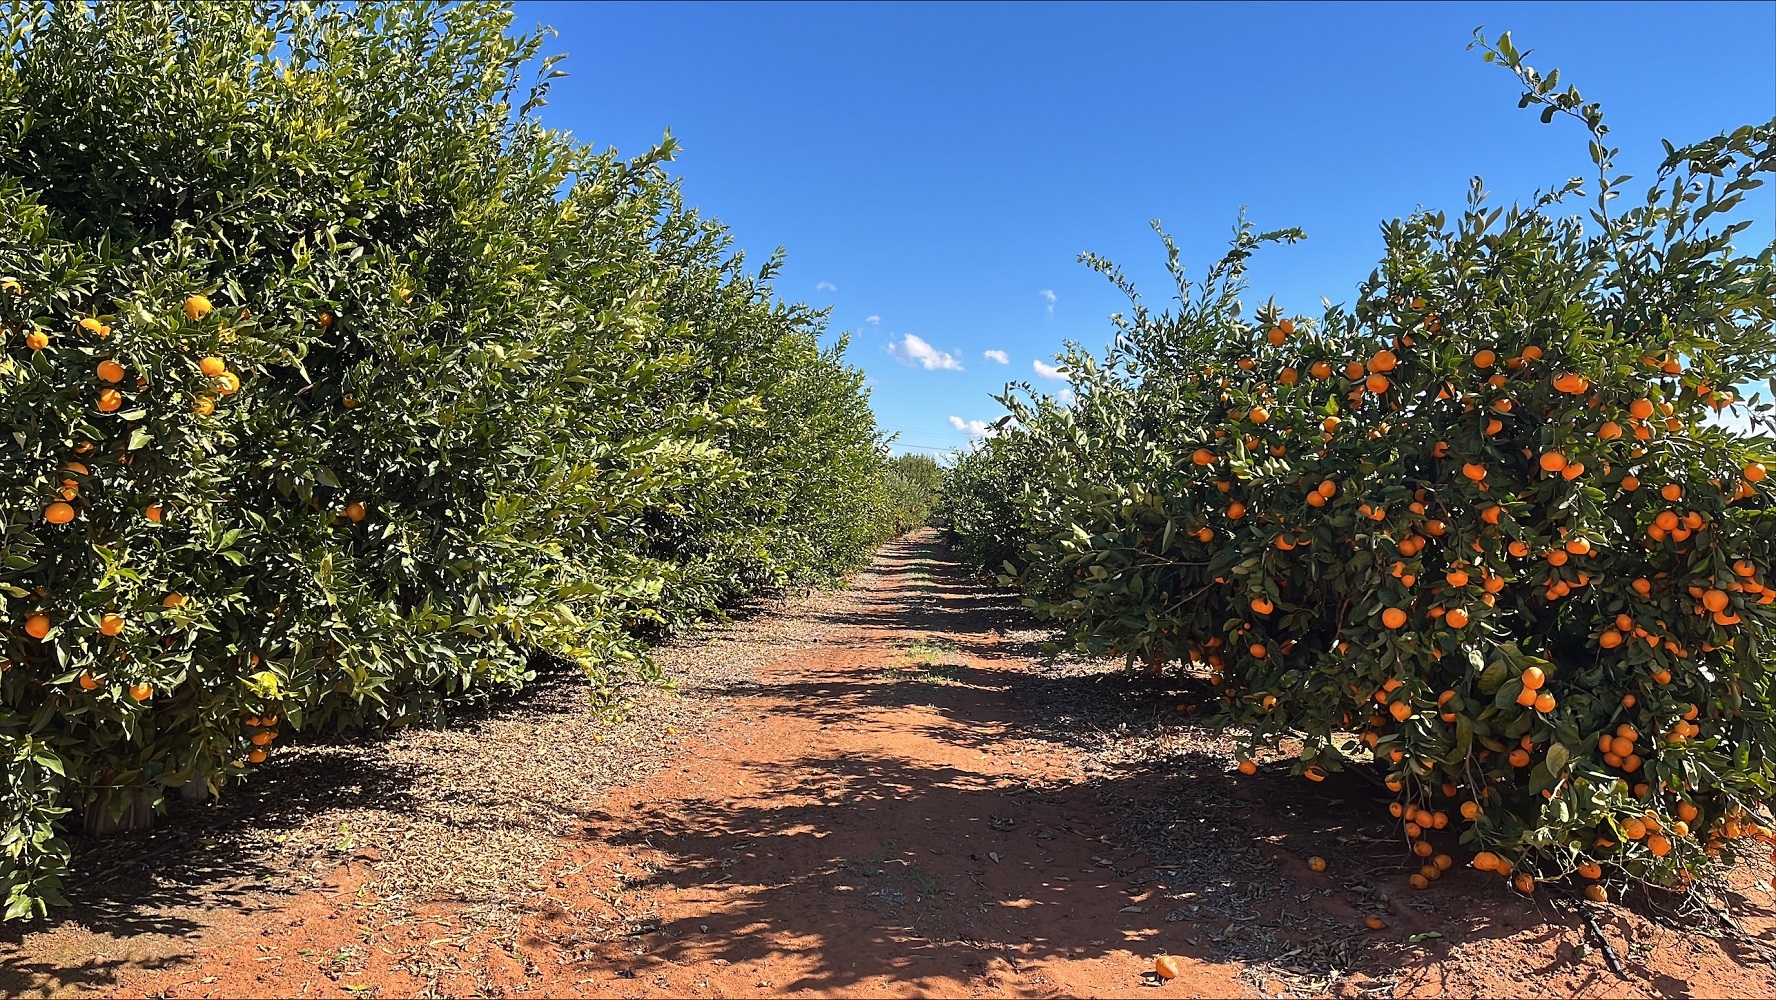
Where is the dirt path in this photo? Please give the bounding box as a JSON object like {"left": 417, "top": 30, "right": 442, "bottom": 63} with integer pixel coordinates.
{"left": 5, "top": 531, "right": 1776, "bottom": 998}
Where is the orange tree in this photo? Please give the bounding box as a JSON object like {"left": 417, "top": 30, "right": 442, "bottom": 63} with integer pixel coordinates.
{"left": 0, "top": 1, "right": 910, "bottom": 919}
{"left": 946, "top": 35, "right": 1776, "bottom": 896}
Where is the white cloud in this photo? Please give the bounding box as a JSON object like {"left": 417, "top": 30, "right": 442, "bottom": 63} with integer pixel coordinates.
{"left": 1706, "top": 405, "right": 1771, "bottom": 438}
{"left": 865, "top": 315, "right": 881, "bottom": 325}
{"left": 948, "top": 415, "right": 995, "bottom": 440}
{"left": 1040, "top": 289, "right": 1056, "bottom": 314}
{"left": 983, "top": 349, "right": 1009, "bottom": 365}
{"left": 1059, "top": 387, "right": 1077, "bottom": 405}
{"left": 817, "top": 281, "right": 837, "bottom": 292}
{"left": 888, "top": 333, "right": 963, "bottom": 371}
{"left": 1033, "top": 359, "right": 1065, "bottom": 380}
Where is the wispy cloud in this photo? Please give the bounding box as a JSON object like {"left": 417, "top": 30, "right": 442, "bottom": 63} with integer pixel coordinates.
{"left": 1033, "top": 359, "right": 1064, "bottom": 380}
{"left": 817, "top": 281, "right": 837, "bottom": 292}
{"left": 865, "top": 315, "right": 881, "bottom": 325}
{"left": 948, "top": 415, "right": 995, "bottom": 440}
{"left": 889, "top": 333, "right": 963, "bottom": 371}
{"left": 1040, "top": 289, "right": 1056, "bottom": 315}
{"left": 983, "top": 349, "right": 1009, "bottom": 365}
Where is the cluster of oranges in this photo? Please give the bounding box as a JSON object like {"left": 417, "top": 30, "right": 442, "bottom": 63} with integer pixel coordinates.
{"left": 1058, "top": 288, "right": 1773, "bottom": 893}
{"left": 16, "top": 293, "right": 260, "bottom": 708}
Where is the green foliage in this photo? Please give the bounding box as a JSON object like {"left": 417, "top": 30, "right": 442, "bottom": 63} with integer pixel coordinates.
{"left": 0, "top": 1, "right": 901, "bottom": 918}
{"left": 945, "top": 36, "right": 1776, "bottom": 890}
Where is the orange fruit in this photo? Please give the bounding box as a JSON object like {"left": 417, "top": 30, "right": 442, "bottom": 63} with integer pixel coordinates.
{"left": 1521, "top": 666, "right": 1545, "bottom": 690}
{"left": 247, "top": 749, "right": 268, "bottom": 764}
{"left": 1539, "top": 451, "right": 1567, "bottom": 473}
{"left": 1584, "top": 884, "right": 1607, "bottom": 903}
{"left": 1366, "top": 373, "right": 1391, "bottom": 393}
{"left": 1192, "top": 448, "right": 1214, "bottom": 466}
{"left": 1238, "top": 760, "right": 1257, "bottom": 775}
{"left": 1552, "top": 372, "right": 1589, "bottom": 394}
{"left": 128, "top": 682, "right": 152, "bottom": 702}
{"left": 1660, "top": 483, "right": 1683, "bottom": 501}
{"left": 145, "top": 503, "right": 164, "bottom": 523}
{"left": 24, "top": 614, "right": 50, "bottom": 640}
{"left": 1473, "top": 349, "right": 1496, "bottom": 368}
{"left": 97, "top": 388, "right": 122, "bottom": 412}
{"left": 1598, "top": 421, "right": 1622, "bottom": 440}
{"left": 99, "top": 614, "right": 124, "bottom": 637}
{"left": 344, "top": 501, "right": 367, "bottom": 523}
{"left": 216, "top": 371, "right": 241, "bottom": 395}
{"left": 1267, "top": 327, "right": 1287, "bottom": 345}
{"left": 1747, "top": 462, "right": 1767, "bottom": 483}
{"left": 1461, "top": 463, "right": 1487, "bottom": 481}
{"left": 1629, "top": 398, "right": 1655, "bottom": 420}
{"left": 44, "top": 501, "right": 75, "bottom": 525}
{"left": 192, "top": 395, "right": 217, "bottom": 416}
{"left": 1381, "top": 607, "right": 1407, "bottom": 629}
{"left": 1227, "top": 501, "right": 1246, "bottom": 519}
{"left": 1409, "top": 874, "right": 1430, "bottom": 890}
{"left": 199, "top": 356, "right": 227, "bottom": 377}
{"left": 24, "top": 330, "right": 49, "bottom": 350}
{"left": 184, "top": 294, "right": 213, "bottom": 321}
{"left": 1513, "top": 872, "right": 1535, "bottom": 894}
{"left": 78, "top": 672, "right": 101, "bottom": 691}
{"left": 96, "top": 359, "right": 126, "bottom": 383}
{"left": 1371, "top": 349, "right": 1398, "bottom": 372}
{"left": 1306, "top": 856, "right": 1328, "bottom": 873}
{"left": 161, "top": 593, "right": 188, "bottom": 608}
{"left": 1365, "top": 915, "right": 1386, "bottom": 931}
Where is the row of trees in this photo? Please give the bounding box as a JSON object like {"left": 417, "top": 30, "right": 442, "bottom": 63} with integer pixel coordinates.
{"left": 944, "top": 36, "right": 1776, "bottom": 893}
{"left": 0, "top": 2, "right": 930, "bottom": 919}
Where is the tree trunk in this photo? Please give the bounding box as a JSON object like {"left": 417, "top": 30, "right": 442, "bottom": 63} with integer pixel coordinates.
{"left": 83, "top": 787, "right": 154, "bottom": 836}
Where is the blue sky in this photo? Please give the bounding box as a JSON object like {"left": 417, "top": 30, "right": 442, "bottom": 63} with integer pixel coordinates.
{"left": 520, "top": 1, "right": 1776, "bottom": 457}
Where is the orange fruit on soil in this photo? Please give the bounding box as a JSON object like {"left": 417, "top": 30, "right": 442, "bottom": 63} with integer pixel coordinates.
{"left": 1409, "top": 874, "right": 1430, "bottom": 890}
{"left": 1584, "top": 884, "right": 1608, "bottom": 903}
{"left": 1365, "top": 915, "right": 1386, "bottom": 931}
{"left": 1513, "top": 873, "right": 1535, "bottom": 894}
{"left": 1155, "top": 955, "right": 1185, "bottom": 979}
{"left": 1238, "top": 760, "right": 1257, "bottom": 775}
{"left": 1306, "top": 856, "right": 1328, "bottom": 873}
{"left": 247, "top": 749, "right": 268, "bottom": 764}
